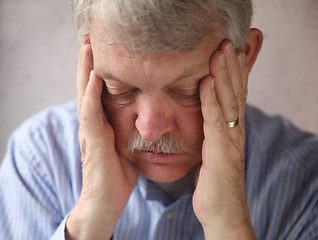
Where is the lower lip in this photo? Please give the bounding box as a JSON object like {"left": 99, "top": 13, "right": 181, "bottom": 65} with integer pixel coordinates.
{"left": 140, "top": 151, "right": 181, "bottom": 164}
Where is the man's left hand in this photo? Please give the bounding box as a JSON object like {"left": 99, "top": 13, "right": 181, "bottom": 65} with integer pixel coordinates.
{"left": 193, "top": 40, "right": 256, "bottom": 239}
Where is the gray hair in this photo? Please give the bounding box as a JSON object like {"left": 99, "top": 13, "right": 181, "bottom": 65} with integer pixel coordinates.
{"left": 71, "top": 0, "right": 253, "bottom": 52}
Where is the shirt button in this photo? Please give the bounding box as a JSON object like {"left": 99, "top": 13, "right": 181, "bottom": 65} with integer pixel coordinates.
{"left": 165, "top": 211, "right": 174, "bottom": 220}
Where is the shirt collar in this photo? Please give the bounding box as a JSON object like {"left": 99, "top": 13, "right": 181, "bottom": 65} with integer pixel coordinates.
{"left": 138, "top": 174, "right": 194, "bottom": 202}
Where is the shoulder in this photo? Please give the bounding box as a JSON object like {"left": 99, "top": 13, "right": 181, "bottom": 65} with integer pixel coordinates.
{"left": 11, "top": 100, "right": 79, "bottom": 146}
{"left": 9, "top": 100, "right": 80, "bottom": 167}
{"left": 0, "top": 101, "right": 81, "bottom": 235}
{"left": 4, "top": 101, "right": 81, "bottom": 199}
{"left": 16, "top": 100, "right": 79, "bottom": 136}
{"left": 244, "top": 105, "right": 318, "bottom": 239}
{"left": 245, "top": 104, "right": 318, "bottom": 170}
{"left": 7, "top": 101, "right": 79, "bottom": 162}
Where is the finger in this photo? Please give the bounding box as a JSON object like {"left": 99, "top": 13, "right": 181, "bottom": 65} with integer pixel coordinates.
{"left": 238, "top": 52, "right": 249, "bottom": 91}
{"left": 237, "top": 52, "right": 249, "bottom": 126}
{"left": 81, "top": 70, "right": 108, "bottom": 142}
{"left": 77, "top": 44, "right": 93, "bottom": 117}
{"left": 200, "top": 76, "right": 243, "bottom": 167}
{"left": 221, "top": 41, "right": 248, "bottom": 132}
{"left": 221, "top": 41, "right": 245, "bottom": 100}
{"left": 199, "top": 75, "right": 229, "bottom": 145}
{"left": 209, "top": 50, "right": 239, "bottom": 126}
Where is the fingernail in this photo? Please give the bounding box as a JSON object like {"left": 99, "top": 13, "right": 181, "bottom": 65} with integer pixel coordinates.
{"left": 220, "top": 53, "right": 225, "bottom": 67}
{"left": 238, "top": 52, "right": 247, "bottom": 66}
{"left": 225, "top": 42, "right": 235, "bottom": 57}
{"left": 81, "top": 38, "right": 90, "bottom": 45}
{"left": 211, "top": 78, "right": 215, "bottom": 89}
{"left": 89, "top": 70, "right": 94, "bottom": 82}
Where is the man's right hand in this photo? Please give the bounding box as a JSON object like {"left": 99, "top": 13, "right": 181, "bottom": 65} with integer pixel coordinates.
{"left": 66, "top": 42, "right": 139, "bottom": 240}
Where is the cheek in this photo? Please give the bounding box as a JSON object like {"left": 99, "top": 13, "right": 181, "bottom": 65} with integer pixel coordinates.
{"left": 177, "top": 107, "right": 204, "bottom": 151}
{"left": 102, "top": 96, "right": 136, "bottom": 145}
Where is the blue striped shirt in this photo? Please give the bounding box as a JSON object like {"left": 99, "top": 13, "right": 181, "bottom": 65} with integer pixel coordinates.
{"left": 0, "top": 101, "right": 318, "bottom": 239}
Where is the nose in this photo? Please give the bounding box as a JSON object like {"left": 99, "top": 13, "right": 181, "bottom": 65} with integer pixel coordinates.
{"left": 135, "top": 98, "right": 174, "bottom": 141}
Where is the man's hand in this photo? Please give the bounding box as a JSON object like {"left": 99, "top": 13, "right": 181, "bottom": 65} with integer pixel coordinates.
{"left": 193, "top": 40, "right": 256, "bottom": 239}
{"left": 66, "top": 43, "right": 139, "bottom": 240}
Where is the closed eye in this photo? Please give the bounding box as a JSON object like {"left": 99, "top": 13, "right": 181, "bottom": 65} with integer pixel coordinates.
{"left": 107, "top": 88, "right": 139, "bottom": 105}
{"left": 167, "top": 88, "right": 200, "bottom": 106}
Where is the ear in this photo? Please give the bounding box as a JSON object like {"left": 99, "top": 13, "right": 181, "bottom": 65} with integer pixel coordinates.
{"left": 243, "top": 28, "right": 263, "bottom": 72}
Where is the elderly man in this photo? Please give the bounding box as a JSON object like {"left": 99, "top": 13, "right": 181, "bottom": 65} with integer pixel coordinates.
{"left": 1, "top": 0, "right": 317, "bottom": 239}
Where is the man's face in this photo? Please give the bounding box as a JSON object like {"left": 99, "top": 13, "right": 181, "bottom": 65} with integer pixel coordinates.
{"left": 90, "top": 23, "right": 223, "bottom": 183}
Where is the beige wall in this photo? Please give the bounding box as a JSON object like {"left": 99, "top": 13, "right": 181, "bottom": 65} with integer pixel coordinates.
{"left": 0, "top": 0, "right": 317, "bottom": 161}
{"left": 249, "top": 0, "right": 318, "bottom": 134}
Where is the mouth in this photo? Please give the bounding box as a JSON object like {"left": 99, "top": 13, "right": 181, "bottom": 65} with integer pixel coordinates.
{"left": 144, "top": 147, "right": 173, "bottom": 154}
{"left": 139, "top": 148, "right": 181, "bottom": 164}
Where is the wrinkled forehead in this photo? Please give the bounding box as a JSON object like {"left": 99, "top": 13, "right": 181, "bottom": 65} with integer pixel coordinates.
{"left": 90, "top": 31, "right": 223, "bottom": 88}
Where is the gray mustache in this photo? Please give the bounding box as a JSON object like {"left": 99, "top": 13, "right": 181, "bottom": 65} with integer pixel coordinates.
{"left": 128, "top": 133, "right": 183, "bottom": 153}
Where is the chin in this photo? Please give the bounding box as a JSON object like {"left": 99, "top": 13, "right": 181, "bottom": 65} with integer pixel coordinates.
{"left": 137, "top": 162, "right": 195, "bottom": 183}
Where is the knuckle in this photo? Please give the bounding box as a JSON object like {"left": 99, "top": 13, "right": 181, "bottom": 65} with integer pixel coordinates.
{"left": 78, "top": 126, "right": 86, "bottom": 143}
{"left": 80, "top": 114, "right": 89, "bottom": 126}
{"left": 204, "top": 111, "right": 225, "bottom": 132}
{"left": 229, "top": 135, "right": 241, "bottom": 153}
{"left": 236, "top": 86, "right": 248, "bottom": 103}
{"left": 228, "top": 99, "right": 240, "bottom": 118}
{"left": 245, "top": 87, "right": 248, "bottom": 97}
{"left": 214, "top": 113, "right": 226, "bottom": 130}
{"left": 222, "top": 75, "right": 232, "bottom": 87}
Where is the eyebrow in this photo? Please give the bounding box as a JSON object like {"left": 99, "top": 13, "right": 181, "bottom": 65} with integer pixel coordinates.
{"left": 95, "top": 69, "right": 123, "bottom": 83}
{"left": 95, "top": 67, "right": 206, "bottom": 87}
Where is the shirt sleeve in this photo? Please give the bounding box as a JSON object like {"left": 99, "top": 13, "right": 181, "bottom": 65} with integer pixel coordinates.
{"left": 0, "top": 105, "right": 81, "bottom": 240}
{"left": 0, "top": 130, "right": 64, "bottom": 239}
{"left": 50, "top": 213, "right": 71, "bottom": 240}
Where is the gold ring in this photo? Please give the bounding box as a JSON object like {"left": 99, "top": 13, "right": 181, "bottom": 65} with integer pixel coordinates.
{"left": 226, "top": 118, "right": 239, "bottom": 128}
